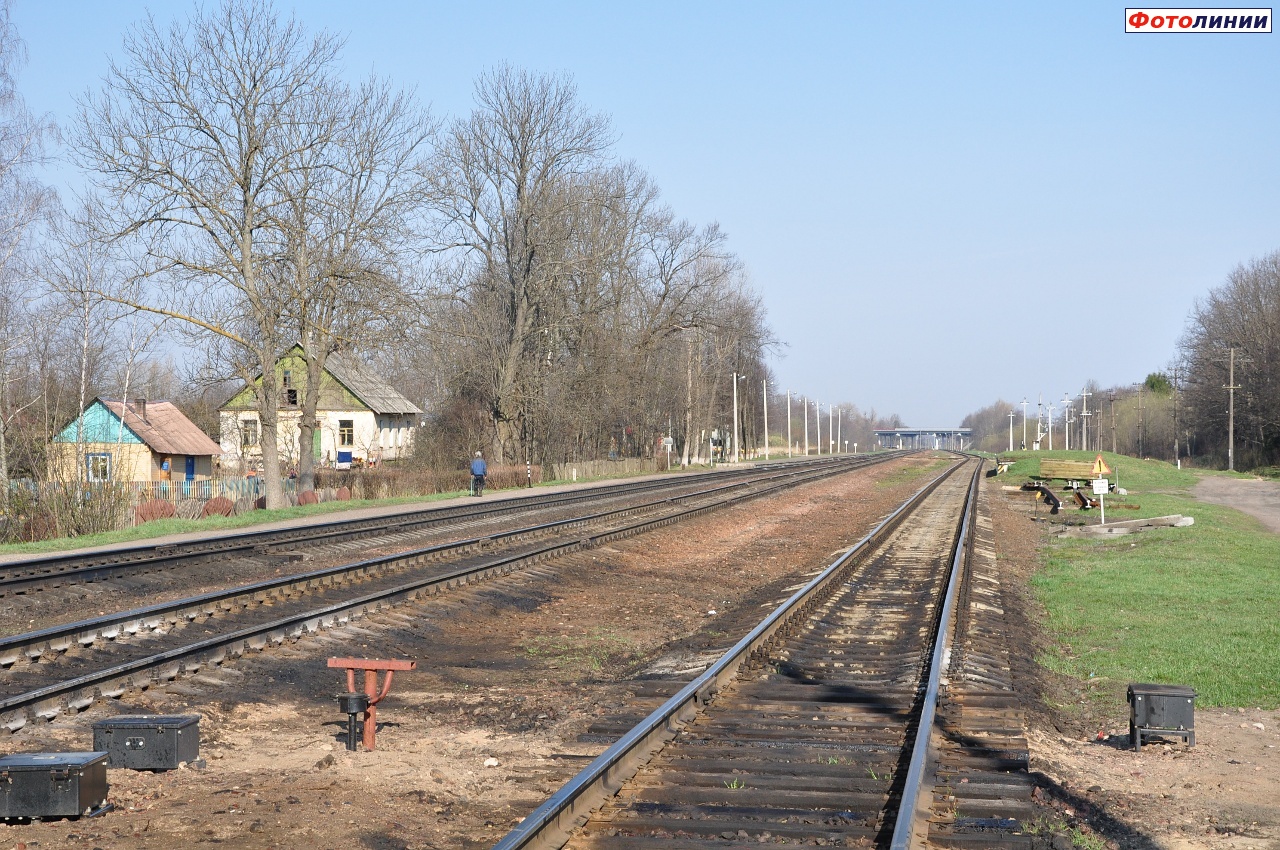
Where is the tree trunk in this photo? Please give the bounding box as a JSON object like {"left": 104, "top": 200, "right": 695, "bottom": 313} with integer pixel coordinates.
{"left": 297, "top": 340, "right": 326, "bottom": 494}
{"left": 680, "top": 333, "right": 694, "bottom": 467}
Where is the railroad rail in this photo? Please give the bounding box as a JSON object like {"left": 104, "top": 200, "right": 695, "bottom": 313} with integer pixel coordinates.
{"left": 0, "top": 455, "right": 892, "bottom": 597}
{"left": 0, "top": 454, "right": 893, "bottom": 733}
{"left": 490, "top": 455, "right": 1032, "bottom": 850}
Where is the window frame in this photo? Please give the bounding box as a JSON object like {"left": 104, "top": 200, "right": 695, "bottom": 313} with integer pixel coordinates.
{"left": 86, "top": 452, "right": 111, "bottom": 482}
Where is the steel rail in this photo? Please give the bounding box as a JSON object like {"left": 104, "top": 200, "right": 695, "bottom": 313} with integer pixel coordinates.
{"left": 888, "top": 457, "right": 984, "bottom": 848}
{"left": 490, "top": 456, "right": 974, "bottom": 850}
{"left": 0, "top": 454, "right": 880, "bottom": 731}
{"left": 0, "top": 457, "right": 869, "bottom": 668}
{"left": 0, "top": 455, "right": 888, "bottom": 594}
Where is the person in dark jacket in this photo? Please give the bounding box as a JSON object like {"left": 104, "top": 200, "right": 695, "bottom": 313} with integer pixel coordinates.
{"left": 469, "top": 451, "right": 487, "bottom": 496}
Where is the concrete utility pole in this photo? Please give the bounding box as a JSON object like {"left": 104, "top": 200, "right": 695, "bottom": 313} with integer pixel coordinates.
{"left": 1020, "top": 398, "right": 1029, "bottom": 450}
{"left": 786, "top": 391, "right": 792, "bottom": 458}
{"left": 829, "top": 404, "right": 834, "bottom": 454}
{"left": 1047, "top": 404, "right": 1054, "bottom": 451}
{"left": 1109, "top": 390, "right": 1117, "bottom": 454}
{"left": 1062, "top": 394, "right": 1071, "bottom": 451}
{"left": 815, "top": 401, "right": 822, "bottom": 457}
{"left": 1007, "top": 410, "right": 1015, "bottom": 453}
{"left": 837, "top": 409, "right": 842, "bottom": 454}
{"left": 803, "top": 396, "right": 809, "bottom": 457}
{"left": 1136, "top": 381, "right": 1145, "bottom": 459}
{"left": 1226, "top": 348, "right": 1240, "bottom": 471}
{"left": 1171, "top": 366, "right": 1181, "bottom": 467}
{"left": 1036, "top": 394, "right": 1043, "bottom": 448}
{"left": 762, "top": 378, "right": 769, "bottom": 460}
{"left": 1080, "top": 387, "right": 1092, "bottom": 452}
{"left": 732, "top": 372, "right": 741, "bottom": 463}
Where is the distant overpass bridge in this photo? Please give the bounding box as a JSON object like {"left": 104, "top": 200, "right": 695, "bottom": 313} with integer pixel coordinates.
{"left": 874, "top": 428, "right": 971, "bottom": 451}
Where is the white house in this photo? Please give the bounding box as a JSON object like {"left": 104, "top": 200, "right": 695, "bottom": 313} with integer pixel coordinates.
{"left": 218, "top": 347, "right": 422, "bottom": 471}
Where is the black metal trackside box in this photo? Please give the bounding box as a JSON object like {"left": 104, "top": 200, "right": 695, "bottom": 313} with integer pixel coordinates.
{"left": 1127, "top": 683, "right": 1196, "bottom": 749}
{"left": 0, "top": 752, "right": 109, "bottom": 819}
{"left": 92, "top": 714, "right": 201, "bottom": 770}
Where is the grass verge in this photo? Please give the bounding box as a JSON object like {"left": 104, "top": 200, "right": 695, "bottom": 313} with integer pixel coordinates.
{"left": 998, "top": 450, "right": 1280, "bottom": 710}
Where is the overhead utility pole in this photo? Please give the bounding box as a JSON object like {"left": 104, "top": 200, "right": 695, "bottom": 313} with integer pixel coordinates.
{"left": 762, "top": 378, "right": 769, "bottom": 460}
{"left": 1226, "top": 348, "right": 1240, "bottom": 471}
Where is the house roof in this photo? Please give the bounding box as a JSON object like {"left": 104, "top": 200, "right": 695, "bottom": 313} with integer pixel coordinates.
{"left": 99, "top": 399, "right": 223, "bottom": 456}
{"left": 323, "top": 351, "right": 423, "bottom": 416}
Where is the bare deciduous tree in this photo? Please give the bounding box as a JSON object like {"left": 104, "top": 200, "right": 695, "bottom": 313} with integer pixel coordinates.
{"left": 73, "top": 0, "right": 346, "bottom": 508}
{"left": 428, "top": 66, "right": 614, "bottom": 462}
{"left": 278, "top": 75, "right": 434, "bottom": 492}
{"left": 0, "top": 0, "right": 52, "bottom": 510}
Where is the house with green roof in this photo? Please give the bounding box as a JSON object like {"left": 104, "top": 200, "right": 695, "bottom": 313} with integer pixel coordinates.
{"left": 218, "top": 346, "right": 422, "bottom": 471}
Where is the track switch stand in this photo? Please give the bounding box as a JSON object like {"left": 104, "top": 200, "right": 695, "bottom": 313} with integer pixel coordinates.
{"left": 327, "top": 658, "right": 416, "bottom": 751}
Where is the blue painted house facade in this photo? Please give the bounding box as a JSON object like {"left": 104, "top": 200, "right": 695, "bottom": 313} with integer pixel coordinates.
{"left": 53, "top": 398, "right": 222, "bottom": 483}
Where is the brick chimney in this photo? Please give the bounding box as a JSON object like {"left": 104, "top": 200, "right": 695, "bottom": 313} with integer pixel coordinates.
{"left": 132, "top": 398, "right": 148, "bottom": 422}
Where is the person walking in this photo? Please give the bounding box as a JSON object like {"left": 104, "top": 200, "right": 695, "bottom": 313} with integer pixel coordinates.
{"left": 469, "top": 451, "right": 488, "bottom": 497}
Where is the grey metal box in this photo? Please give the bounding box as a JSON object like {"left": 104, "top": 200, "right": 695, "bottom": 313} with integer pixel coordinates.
{"left": 92, "top": 714, "right": 201, "bottom": 770}
{"left": 0, "top": 752, "right": 109, "bottom": 819}
{"left": 1128, "top": 683, "right": 1196, "bottom": 749}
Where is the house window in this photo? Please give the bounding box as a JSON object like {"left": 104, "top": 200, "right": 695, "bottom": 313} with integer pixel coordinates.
{"left": 339, "top": 419, "right": 354, "bottom": 447}
{"left": 240, "top": 420, "right": 259, "bottom": 448}
{"left": 282, "top": 370, "right": 297, "bottom": 406}
{"left": 86, "top": 453, "right": 111, "bottom": 482}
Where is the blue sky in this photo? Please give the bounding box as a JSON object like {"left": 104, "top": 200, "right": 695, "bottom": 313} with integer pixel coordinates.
{"left": 13, "top": 2, "right": 1280, "bottom": 426}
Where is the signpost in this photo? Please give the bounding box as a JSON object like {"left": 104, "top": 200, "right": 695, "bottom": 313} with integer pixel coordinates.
{"left": 1091, "top": 453, "right": 1113, "bottom": 525}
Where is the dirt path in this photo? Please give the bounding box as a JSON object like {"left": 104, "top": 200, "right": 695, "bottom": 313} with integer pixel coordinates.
{"left": 1193, "top": 475, "right": 1280, "bottom": 534}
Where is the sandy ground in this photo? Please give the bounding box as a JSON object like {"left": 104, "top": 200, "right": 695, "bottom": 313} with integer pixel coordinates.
{"left": 992, "top": 473, "right": 1280, "bottom": 850}
{"left": 1192, "top": 475, "right": 1280, "bottom": 534}
{"left": 0, "top": 455, "right": 937, "bottom": 850}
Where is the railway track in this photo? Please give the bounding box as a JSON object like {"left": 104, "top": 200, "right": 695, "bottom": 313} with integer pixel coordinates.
{"left": 0, "top": 456, "right": 891, "bottom": 598}
{"left": 492, "top": 455, "right": 1037, "bottom": 849}
{"left": 0, "top": 454, "right": 892, "bottom": 734}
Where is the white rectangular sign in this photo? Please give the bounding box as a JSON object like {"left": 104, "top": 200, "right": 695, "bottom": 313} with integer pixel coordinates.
{"left": 1126, "top": 8, "right": 1272, "bottom": 31}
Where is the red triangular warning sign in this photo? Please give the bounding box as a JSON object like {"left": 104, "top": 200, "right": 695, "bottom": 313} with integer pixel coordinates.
{"left": 1093, "top": 453, "right": 1112, "bottom": 476}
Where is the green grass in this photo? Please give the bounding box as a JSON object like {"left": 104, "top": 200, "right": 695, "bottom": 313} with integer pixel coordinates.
{"left": 1005, "top": 451, "right": 1280, "bottom": 709}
